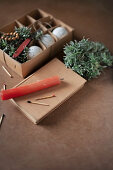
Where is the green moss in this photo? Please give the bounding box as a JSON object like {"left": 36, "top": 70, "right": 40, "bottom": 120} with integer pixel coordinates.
{"left": 63, "top": 38, "right": 113, "bottom": 80}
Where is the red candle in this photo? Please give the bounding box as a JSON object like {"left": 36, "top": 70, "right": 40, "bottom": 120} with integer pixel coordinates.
{"left": 0, "top": 76, "right": 61, "bottom": 100}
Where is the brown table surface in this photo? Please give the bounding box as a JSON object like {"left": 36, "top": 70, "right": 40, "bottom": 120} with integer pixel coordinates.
{"left": 0, "top": 0, "right": 113, "bottom": 170}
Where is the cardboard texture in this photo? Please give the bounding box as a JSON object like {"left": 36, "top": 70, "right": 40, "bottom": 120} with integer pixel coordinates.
{"left": 11, "top": 58, "right": 86, "bottom": 124}
{"left": 0, "top": 9, "right": 74, "bottom": 78}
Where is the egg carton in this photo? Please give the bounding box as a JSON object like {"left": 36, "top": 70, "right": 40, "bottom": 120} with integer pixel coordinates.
{"left": 0, "top": 9, "right": 74, "bottom": 78}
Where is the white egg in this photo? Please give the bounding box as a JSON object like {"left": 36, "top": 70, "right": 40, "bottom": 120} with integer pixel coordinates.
{"left": 52, "top": 27, "right": 68, "bottom": 39}
{"left": 40, "top": 34, "right": 55, "bottom": 48}
{"left": 28, "top": 46, "right": 42, "bottom": 60}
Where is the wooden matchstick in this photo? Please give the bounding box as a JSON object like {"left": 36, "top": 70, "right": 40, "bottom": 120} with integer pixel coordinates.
{"left": 35, "top": 94, "right": 56, "bottom": 101}
{"left": 2, "top": 66, "right": 13, "bottom": 78}
{"left": 27, "top": 100, "right": 49, "bottom": 106}
{"left": 3, "top": 84, "right": 6, "bottom": 90}
{"left": 0, "top": 114, "right": 5, "bottom": 127}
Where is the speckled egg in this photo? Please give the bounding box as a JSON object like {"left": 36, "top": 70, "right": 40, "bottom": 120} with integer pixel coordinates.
{"left": 52, "top": 27, "right": 68, "bottom": 39}
{"left": 40, "top": 34, "right": 55, "bottom": 48}
{"left": 28, "top": 46, "right": 42, "bottom": 60}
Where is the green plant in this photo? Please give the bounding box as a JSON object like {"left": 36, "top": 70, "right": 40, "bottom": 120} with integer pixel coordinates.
{"left": 15, "top": 26, "right": 31, "bottom": 40}
{"left": 63, "top": 38, "right": 113, "bottom": 80}
{"left": 33, "top": 30, "right": 43, "bottom": 40}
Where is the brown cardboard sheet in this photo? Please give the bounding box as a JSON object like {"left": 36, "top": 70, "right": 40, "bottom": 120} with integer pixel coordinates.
{"left": 11, "top": 58, "right": 86, "bottom": 124}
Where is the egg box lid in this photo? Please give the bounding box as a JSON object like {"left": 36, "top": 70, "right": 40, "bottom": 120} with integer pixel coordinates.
{"left": 10, "top": 58, "right": 86, "bottom": 124}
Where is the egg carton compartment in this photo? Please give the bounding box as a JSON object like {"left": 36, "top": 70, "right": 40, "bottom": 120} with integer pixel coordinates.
{"left": 28, "top": 38, "right": 46, "bottom": 51}
{"left": 39, "top": 17, "right": 60, "bottom": 30}
{"left": 32, "top": 21, "right": 47, "bottom": 33}
{"left": 17, "top": 15, "right": 35, "bottom": 27}
{"left": 38, "top": 30, "right": 57, "bottom": 49}
{"left": 27, "top": 40, "right": 44, "bottom": 60}
{"left": 38, "top": 16, "right": 52, "bottom": 23}
{"left": 54, "top": 18, "right": 73, "bottom": 32}
{"left": 26, "top": 15, "right": 37, "bottom": 24}
{"left": 0, "top": 21, "right": 20, "bottom": 33}
{"left": 28, "top": 9, "right": 50, "bottom": 21}
{"left": 38, "top": 17, "right": 70, "bottom": 41}
{"left": 48, "top": 26, "right": 69, "bottom": 41}
{"left": 47, "top": 18, "right": 73, "bottom": 41}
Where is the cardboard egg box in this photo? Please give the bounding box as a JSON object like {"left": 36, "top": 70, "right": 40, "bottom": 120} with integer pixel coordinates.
{"left": 0, "top": 9, "right": 74, "bottom": 78}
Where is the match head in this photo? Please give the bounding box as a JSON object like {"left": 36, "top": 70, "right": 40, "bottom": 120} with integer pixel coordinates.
{"left": 27, "top": 100, "right": 32, "bottom": 103}
{"left": 52, "top": 94, "right": 56, "bottom": 97}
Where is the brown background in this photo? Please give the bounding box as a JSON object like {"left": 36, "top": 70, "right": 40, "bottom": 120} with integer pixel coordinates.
{"left": 0, "top": 0, "right": 113, "bottom": 170}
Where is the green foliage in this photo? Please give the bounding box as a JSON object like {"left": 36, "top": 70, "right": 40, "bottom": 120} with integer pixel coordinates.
{"left": 0, "top": 27, "right": 43, "bottom": 63}
{"left": 0, "top": 39, "right": 8, "bottom": 50}
{"left": 33, "top": 30, "right": 43, "bottom": 40}
{"left": 15, "top": 26, "right": 31, "bottom": 40}
{"left": 63, "top": 38, "right": 113, "bottom": 80}
{"left": 15, "top": 47, "right": 29, "bottom": 63}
